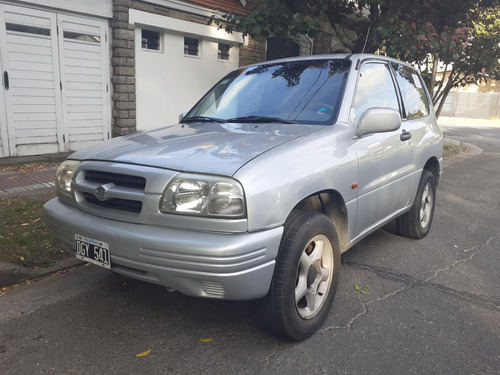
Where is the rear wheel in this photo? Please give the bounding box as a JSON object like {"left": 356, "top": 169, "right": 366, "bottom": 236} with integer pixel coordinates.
{"left": 396, "top": 170, "right": 436, "bottom": 239}
{"left": 262, "top": 210, "right": 341, "bottom": 340}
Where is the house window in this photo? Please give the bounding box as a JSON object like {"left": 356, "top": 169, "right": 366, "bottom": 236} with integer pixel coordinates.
{"left": 142, "top": 29, "right": 160, "bottom": 50}
{"left": 184, "top": 37, "right": 199, "bottom": 56}
{"left": 64, "top": 31, "right": 100, "bottom": 43}
{"left": 218, "top": 43, "right": 230, "bottom": 60}
{"left": 6, "top": 23, "right": 50, "bottom": 36}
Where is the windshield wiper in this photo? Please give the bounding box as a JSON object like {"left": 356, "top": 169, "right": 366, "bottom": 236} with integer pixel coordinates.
{"left": 181, "top": 116, "right": 227, "bottom": 123}
{"left": 226, "top": 116, "right": 297, "bottom": 124}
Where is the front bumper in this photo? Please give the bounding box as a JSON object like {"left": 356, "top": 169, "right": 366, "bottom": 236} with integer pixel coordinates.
{"left": 43, "top": 198, "right": 283, "bottom": 300}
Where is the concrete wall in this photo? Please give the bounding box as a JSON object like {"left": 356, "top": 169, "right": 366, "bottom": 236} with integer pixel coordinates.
{"left": 440, "top": 92, "right": 500, "bottom": 119}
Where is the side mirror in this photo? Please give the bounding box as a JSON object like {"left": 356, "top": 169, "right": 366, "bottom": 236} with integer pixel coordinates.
{"left": 179, "top": 112, "right": 187, "bottom": 122}
{"left": 356, "top": 108, "right": 401, "bottom": 137}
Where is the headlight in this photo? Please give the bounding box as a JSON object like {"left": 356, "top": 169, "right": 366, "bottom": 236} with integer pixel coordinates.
{"left": 55, "top": 160, "right": 80, "bottom": 193}
{"left": 160, "top": 174, "right": 246, "bottom": 218}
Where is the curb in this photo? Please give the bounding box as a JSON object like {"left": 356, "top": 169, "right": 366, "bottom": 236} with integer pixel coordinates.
{"left": 443, "top": 137, "right": 465, "bottom": 158}
{"left": 0, "top": 256, "right": 84, "bottom": 289}
{"left": 442, "top": 138, "right": 483, "bottom": 167}
{"left": 0, "top": 152, "right": 71, "bottom": 167}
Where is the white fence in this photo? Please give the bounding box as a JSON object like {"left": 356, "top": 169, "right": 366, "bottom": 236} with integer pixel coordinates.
{"left": 440, "top": 92, "right": 500, "bottom": 119}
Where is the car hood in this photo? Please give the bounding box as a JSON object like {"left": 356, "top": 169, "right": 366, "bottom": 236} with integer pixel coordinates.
{"left": 69, "top": 122, "right": 322, "bottom": 176}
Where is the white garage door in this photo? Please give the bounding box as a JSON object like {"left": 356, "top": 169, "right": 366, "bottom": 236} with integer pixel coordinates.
{"left": 0, "top": 4, "right": 110, "bottom": 157}
{"left": 58, "top": 14, "right": 111, "bottom": 152}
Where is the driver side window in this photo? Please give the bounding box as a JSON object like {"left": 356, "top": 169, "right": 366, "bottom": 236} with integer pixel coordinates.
{"left": 353, "top": 62, "right": 400, "bottom": 119}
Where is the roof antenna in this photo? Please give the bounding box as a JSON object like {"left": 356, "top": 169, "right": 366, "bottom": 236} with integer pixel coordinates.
{"left": 361, "top": 25, "right": 371, "bottom": 54}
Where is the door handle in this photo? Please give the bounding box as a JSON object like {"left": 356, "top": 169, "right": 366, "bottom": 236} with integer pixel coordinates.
{"left": 400, "top": 129, "right": 411, "bottom": 141}
{"left": 3, "top": 71, "right": 9, "bottom": 90}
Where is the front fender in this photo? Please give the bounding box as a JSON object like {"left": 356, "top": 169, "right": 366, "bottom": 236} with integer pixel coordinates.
{"left": 235, "top": 124, "right": 358, "bottom": 232}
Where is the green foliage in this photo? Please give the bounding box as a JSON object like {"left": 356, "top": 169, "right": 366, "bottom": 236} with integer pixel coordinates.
{"left": 211, "top": 0, "right": 324, "bottom": 39}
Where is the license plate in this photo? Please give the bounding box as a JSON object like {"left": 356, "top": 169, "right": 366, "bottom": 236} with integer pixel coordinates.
{"left": 75, "top": 234, "right": 111, "bottom": 269}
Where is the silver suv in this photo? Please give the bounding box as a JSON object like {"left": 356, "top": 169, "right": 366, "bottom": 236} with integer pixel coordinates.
{"left": 44, "top": 54, "right": 443, "bottom": 340}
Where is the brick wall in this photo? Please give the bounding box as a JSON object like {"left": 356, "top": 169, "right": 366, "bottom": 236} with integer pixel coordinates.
{"left": 112, "top": 0, "right": 136, "bottom": 136}
{"left": 239, "top": 36, "right": 266, "bottom": 66}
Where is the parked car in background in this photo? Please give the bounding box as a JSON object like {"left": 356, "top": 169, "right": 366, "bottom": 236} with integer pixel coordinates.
{"left": 44, "top": 54, "right": 443, "bottom": 340}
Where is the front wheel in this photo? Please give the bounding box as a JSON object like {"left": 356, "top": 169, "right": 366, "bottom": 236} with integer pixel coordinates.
{"left": 396, "top": 170, "right": 437, "bottom": 239}
{"left": 261, "top": 210, "right": 341, "bottom": 340}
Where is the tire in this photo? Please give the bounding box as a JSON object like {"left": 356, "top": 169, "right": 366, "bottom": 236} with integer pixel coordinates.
{"left": 261, "top": 210, "right": 341, "bottom": 341}
{"left": 396, "top": 170, "right": 436, "bottom": 239}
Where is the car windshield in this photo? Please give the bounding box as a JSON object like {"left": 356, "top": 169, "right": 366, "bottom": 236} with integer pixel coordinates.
{"left": 183, "top": 59, "right": 351, "bottom": 125}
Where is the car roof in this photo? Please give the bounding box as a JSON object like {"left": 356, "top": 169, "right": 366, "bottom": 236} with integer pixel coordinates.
{"left": 244, "top": 53, "right": 413, "bottom": 70}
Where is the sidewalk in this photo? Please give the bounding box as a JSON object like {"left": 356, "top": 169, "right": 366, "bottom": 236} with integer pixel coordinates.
{"left": 0, "top": 153, "right": 69, "bottom": 198}
{"left": 0, "top": 168, "right": 57, "bottom": 198}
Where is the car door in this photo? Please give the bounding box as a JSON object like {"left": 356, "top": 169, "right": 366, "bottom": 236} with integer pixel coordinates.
{"left": 391, "top": 61, "right": 434, "bottom": 167}
{"left": 352, "top": 61, "right": 416, "bottom": 238}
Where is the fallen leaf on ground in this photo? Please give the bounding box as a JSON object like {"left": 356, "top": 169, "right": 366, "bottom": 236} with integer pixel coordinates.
{"left": 354, "top": 284, "right": 371, "bottom": 295}
{"left": 135, "top": 349, "right": 151, "bottom": 357}
{"left": 0, "top": 162, "right": 59, "bottom": 173}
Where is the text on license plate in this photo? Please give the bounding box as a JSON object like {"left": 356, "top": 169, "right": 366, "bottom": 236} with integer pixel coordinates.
{"left": 75, "top": 234, "right": 111, "bottom": 269}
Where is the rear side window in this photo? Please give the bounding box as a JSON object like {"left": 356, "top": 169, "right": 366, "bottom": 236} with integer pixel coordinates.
{"left": 393, "top": 64, "right": 429, "bottom": 119}
{"left": 353, "top": 62, "right": 400, "bottom": 118}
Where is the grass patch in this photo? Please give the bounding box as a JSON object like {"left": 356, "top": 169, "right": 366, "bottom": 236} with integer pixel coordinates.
{"left": 0, "top": 193, "right": 67, "bottom": 269}
{"left": 443, "top": 144, "right": 458, "bottom": 151}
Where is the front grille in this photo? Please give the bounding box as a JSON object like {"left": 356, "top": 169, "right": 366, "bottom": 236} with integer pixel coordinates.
{"left": 76, "top": 168, "right": 148, "bottom": 214}
{"left": 85, "top": 170, "right": 146, "bottom": 190}
{"left": 83, "top": 193, "right": 143, "bottom": 213}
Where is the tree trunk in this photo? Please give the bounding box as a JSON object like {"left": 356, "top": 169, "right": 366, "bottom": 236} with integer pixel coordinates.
{"left": 429, "top": 54, "right": 438, "bottom": 94}
{"left": 434, "top": 74, "right": 456, "bottom": 119}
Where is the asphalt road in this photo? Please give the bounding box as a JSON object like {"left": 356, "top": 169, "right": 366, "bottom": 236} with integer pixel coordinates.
{"left": 1, "top": 120, "right": 499, "bottom": 375}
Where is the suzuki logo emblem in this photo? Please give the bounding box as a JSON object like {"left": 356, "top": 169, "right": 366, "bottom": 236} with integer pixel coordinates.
{"left": 94, "top": 183, "right": 115, "bottom": 201}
